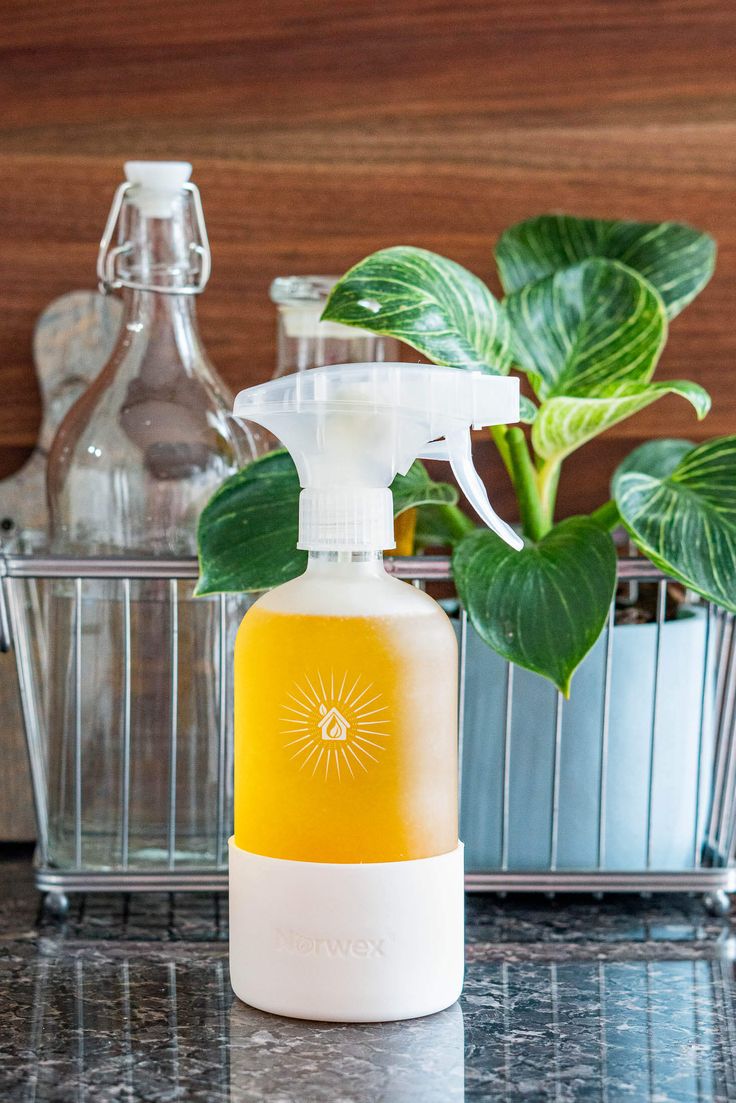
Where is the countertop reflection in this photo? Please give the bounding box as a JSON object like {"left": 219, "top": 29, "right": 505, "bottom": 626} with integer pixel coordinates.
{"left": 1, "top": 851, "right": 736, "bottom": 1102}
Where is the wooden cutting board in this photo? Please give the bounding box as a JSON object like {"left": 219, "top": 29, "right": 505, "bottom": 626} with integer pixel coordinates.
{"left": 0, "top": 291, "right": 122, "bottom": 840}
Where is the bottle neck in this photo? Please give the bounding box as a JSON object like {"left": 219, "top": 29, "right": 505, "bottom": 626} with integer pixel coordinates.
{"left": 107, "top": 285, "right": 223, "bottom": 401}
{"left": 306, "top": 550, "right": 386, "bottom": 577}
{"left": 118, "top": 193, "right": 201, "bottom": 291}
{"left": 120, "top": 286, "right": 201, "bottom": 346}
{"left": 109, "top": 197, "right": 215, "bottom": 385}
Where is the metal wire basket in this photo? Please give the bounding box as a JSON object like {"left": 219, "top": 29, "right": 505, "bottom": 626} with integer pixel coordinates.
{"left": 2, "top": 553, "right": 735, "bottom": 913}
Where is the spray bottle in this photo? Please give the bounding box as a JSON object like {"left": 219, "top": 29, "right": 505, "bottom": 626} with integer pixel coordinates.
{"left": 230, "top": 362, "right": 521, "bottom": 1022}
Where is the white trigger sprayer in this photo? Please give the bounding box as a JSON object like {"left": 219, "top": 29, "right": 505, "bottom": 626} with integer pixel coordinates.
{"left": 233, "top": 362, "right": 523, "bottom": 552}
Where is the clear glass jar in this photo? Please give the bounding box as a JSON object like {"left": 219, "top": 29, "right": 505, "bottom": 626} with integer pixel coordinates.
{"left": 45, "top": 164, "right": 256, "bottom": 870}
{"left": 270, "top": 275, "right": 400, "bottom": 377}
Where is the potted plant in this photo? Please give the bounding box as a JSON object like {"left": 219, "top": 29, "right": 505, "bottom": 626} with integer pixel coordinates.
{"left": 197, "top": 214, "right": 735, "bottom": 873}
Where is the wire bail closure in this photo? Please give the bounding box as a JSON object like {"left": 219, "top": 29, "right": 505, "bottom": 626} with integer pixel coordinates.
{"left": 96, "top": 181, "right": 211, "bottom": 296}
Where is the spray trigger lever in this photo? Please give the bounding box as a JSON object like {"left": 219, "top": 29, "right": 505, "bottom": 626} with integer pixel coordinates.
{"left": 418, "top": 430, "right": 523, "bottom": 550}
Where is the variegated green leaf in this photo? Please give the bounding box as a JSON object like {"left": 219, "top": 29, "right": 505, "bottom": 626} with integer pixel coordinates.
{"left": 519, "top": 395, "right": 537, "bottom": 423}
{"left": 532, "top": 381, "right": 710, "bottom": 464}
{"left": 322, "top": 246, "right": 513, "bottom": 374}
{"left": 505, "top": 258, "right": 667, "bottom": 400}
{"left": 196, "top": 451, "right": 304, "bottom": 594}
{"left": 453, "top": 517, "right": 617, "bottom": 695}
{"left": 613, "top": 438, "right": 693, "bottom": 483}
{"left": 496, "top": 214, "right": 716, "bottom": 319}
{"left": 613, "top": 436, "right": 736, "bottom": 613}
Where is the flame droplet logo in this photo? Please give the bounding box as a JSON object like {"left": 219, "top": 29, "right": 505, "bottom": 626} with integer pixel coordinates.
{"left": 280, "top": 671, "right": 390, "bottom": 781}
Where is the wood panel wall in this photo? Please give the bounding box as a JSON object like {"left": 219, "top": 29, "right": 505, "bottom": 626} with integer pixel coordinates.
{"left": 2, "top": 0, "right": 735, "bottom": 519}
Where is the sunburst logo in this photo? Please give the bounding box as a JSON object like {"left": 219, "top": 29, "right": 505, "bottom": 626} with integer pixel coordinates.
{"left": 281, "top": 671, "right": 390, "bottom": 781}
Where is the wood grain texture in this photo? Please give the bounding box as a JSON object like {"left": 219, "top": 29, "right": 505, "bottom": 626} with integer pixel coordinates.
{"left": 0, "top": 0, "right": 734, "bottom": 500}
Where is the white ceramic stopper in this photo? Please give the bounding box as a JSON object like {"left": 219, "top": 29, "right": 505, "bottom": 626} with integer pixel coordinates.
{"left": 124, "top": 161, "right": 192, "bottom": 218}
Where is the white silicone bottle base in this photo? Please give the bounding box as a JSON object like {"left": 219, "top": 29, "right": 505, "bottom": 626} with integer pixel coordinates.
{"left": 229, "top": 838, "right": 465, "bottom": 1023}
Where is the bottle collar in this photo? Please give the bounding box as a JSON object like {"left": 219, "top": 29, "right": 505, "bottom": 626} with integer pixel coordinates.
{"left": 297, "top": 488, "right": 395, "bottom": 553}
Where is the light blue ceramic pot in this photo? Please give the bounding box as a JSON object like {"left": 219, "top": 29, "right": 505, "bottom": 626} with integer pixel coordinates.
{"left": 458, "top": 608, "right": 714, "bottom": 873}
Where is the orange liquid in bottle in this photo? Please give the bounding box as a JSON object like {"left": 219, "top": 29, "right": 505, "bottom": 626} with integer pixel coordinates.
{"left": 234, "top": 604, "right": 458, "bottom": 863}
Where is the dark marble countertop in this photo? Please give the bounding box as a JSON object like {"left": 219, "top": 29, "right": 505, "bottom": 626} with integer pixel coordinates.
{"left": 1, "top": 848, "right": 736, "bottom": 1102}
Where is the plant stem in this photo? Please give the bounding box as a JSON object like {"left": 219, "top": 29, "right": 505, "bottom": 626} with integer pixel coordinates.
{"left": 506, "top": 428, "right": 547, "bottom": 542}
{"left": 435, "top": 502, "right": 477, "bottom": 543}
{"left": 491, "top": 425, "right": 516, "bottom": 487}
{"left": 536, "top": 459, "right": 561, "bottom": 532}
{"left": 590, "top": 499, "right": 621, "bottom": 531}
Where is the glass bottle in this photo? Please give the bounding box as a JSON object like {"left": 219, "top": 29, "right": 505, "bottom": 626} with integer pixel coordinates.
{"left": 226, "top": 361, "right": 521, "bottom": 1022}
{"left": 270, "top": 275, "right": 400, "bottom": 378}
{"left": 46, "top": 162, "right": 256, "bottom": 870}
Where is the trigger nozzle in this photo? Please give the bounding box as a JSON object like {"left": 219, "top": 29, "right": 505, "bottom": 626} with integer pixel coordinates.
{"left": 446, "top": 430, "right": 523, "bottom": 551}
